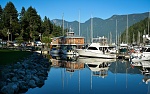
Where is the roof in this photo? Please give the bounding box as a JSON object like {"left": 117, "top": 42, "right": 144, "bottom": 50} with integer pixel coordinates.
{"left": 52, "top": 35, "right": 85, "bottom": 39}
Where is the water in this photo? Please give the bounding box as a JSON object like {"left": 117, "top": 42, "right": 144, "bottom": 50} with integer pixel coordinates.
{"left": 26, "top": 55, "right": 150, "bottom": 94}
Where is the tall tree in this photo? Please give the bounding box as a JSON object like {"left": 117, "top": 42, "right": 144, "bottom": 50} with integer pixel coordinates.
{"left": 41, "top": 16, "right": 51, "bottom": 36}
{"left": 2, "top": 1, "right": 19, "bottom": 41}
{"left": 24, "top": 6, "right": 41, "bottom": 42}
{"left": 0, "top": 5, "right": 3, "bottom": 38}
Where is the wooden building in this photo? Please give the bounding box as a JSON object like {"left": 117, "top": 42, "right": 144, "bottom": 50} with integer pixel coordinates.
{"left": 50, "top": 31, "right": 85, "bottom": 49}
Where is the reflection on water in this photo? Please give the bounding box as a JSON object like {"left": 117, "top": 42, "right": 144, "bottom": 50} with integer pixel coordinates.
{"left": 26, "top": 54, "right": 150, "bottom": 94}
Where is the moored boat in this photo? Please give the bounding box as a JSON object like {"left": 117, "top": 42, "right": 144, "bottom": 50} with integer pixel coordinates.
{"left": 76, "top": 36, "right": 116, "bottom": 59}
{"left": 130, "top": 45, "right": 150, "bottom": 62}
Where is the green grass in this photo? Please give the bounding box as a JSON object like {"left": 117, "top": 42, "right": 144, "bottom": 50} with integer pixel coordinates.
{"left": 0, "top": 49, "right": 33, "bottom": 65}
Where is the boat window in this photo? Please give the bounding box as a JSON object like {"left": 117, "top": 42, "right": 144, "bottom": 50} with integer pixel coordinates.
{"left": 87, "top": 64, "right": 97, "bottom": 68}
{"left": 145, "top": 48, "right": 150, "bottom": 52}
{"left": 87, "top": 47, "right": 98, "bottom": 50}
{"left": 99, "top": 47, "right": 107, "bottom": 51}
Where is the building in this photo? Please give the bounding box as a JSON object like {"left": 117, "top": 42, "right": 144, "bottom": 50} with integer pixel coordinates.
{"left": 50, "top": 31, "right": 85, "bottom": 50}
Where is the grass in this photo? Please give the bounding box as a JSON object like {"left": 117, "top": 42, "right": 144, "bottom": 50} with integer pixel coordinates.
{"left": 0, "top": 49, "right": 33, "bottom": 65}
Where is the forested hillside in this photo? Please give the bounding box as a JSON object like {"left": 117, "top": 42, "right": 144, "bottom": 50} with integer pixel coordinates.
{"left": 121, "top": 17, "right": 149, "bottom": 44}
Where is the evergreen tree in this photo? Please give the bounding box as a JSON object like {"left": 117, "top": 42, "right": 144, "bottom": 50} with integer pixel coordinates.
{"left": 0, "top": 5, "right": 4, "bottom": 39}
{"left": 2, "top": 1, "right": 19, "bottom": 41}
{"left": 24, "top": 6, "right": 41, "bottom": 42}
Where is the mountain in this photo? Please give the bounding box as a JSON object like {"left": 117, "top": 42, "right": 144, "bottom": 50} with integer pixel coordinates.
{"left": 51, "top": 12, "right": 149, "bottom": 43}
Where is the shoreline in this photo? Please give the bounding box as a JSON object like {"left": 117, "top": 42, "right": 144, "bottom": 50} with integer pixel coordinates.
{"left": 0, "top": 52, "right": 51, "bottom": 94}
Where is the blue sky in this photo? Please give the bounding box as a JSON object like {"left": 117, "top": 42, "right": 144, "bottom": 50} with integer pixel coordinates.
{"left": 1, "top": 0, "right": 150, "bottom": 23}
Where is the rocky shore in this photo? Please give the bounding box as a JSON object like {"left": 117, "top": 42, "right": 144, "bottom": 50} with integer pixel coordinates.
{"left": 0, "top": 52, "right": 51, "bottom": 94}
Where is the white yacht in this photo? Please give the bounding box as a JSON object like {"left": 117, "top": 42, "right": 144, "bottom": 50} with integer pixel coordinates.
{"left": 130, "top": 45, "right": 150, "bottom": 62}
{"left": 76, "top": 36, "right": 116, "bottom": 59}
{"left": 76, "top": 43, "right": 116, "bottom": 59}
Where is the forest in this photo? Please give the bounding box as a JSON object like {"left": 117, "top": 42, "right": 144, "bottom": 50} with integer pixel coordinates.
{"left": 0, "top": 1, "right": 67, "bottom": 44}
{"left": 121, "top": 17, "right": 150, "bottom": 44}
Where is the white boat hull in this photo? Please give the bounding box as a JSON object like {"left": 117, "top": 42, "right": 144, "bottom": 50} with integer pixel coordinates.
{"left": 76, "top": 49, "right": 116, "bottom": 59}
{"left": 131, "top": 52, "right": 150, "bottom": 62}
{"left": 62, "top": 50, "right": 79, "bottom": 56}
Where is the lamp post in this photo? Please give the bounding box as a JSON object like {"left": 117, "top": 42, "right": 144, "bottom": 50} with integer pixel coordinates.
{"left": 39, "top": 33, "right": 42, "bottom": 54}
{"left": 39, "top": 33, "right": 41, "bottom": 41}
{"left": 7, "top": 29, "right": 10, "bottom": 42}
{"left": 7, "top": 29, "right": 10, "bottom": 47}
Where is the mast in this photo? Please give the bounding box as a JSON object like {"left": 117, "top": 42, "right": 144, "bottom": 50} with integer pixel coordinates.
{"left": 108, "top": 32, "right": 109, "bottom": 44}
{"left": 118, "top": 33, "right": 120, "bottom": 45}
{"left": 126, "top": 14, "right": 128, "bottom": 44}
{"left": 87, "top": 27, "right": 88, "bottom": 44}
{"left": 133, "top": 32, "right": 135, "bottom": 44}
{"left": 91, "top": 15, "right": 93, "bottom": 43}
{"left": 138, "top": 31, "right": 140, "bottom": 45}
{"left": 79, "top": 10, "right": 80, "bottom": 36}
{"left": 62, "top": 13, "right": 64, "bottom": 36}
{"left": 148, "top": 11, "right": 150, "bottom": 35}
{"left": 116, "top": 19, "right": 118, "bottom": 45}
{"left": 110, "top": 32, "right": 112, "bottom": 45}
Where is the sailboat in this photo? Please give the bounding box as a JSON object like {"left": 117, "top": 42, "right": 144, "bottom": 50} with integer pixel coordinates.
{"left": 117, "top": 15, "right": 130, "bottom": 59}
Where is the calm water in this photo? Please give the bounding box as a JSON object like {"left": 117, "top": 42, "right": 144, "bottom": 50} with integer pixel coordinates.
{"left": 26, "top": 55, "right": 150, "bottom": 94}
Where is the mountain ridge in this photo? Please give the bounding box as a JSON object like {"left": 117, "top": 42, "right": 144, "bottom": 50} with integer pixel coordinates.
{"left": 51, "top": 12, "right": 149, "bottom": 43}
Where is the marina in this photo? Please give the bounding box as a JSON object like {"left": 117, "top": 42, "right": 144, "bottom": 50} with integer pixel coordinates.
{"left": 0, "top": 1, "right": 150, "bottom": 94}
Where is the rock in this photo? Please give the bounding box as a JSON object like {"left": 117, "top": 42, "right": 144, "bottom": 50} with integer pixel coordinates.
{"left": 0, "top": 52, "right": 51, "bottom": 93}
{"left": 17, "top": 69, "right": 25, "bottom": 75}
{"left": 28, "top": 80, "right": 36, "bottom": 88}
{"left": 12, "top": 77, "right": 18, "bottom": 82}
{"left": 1, "top": 83, "right": 19, "bottom": 94}
{"left": 18, "top": 81, "right": 29, "bottom": 90}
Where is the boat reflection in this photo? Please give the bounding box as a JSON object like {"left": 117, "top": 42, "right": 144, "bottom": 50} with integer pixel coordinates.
{"left": 50, "top": 54, "right": 84, "bottom": 72}
{"left": 138, "top": 61, "right": 150, "bottom": 84}
{"left": 131, "top": 60, "right": 150, "bottom": 84}
{"left": 78, "top": 57, "right": 116, "bottom": 78}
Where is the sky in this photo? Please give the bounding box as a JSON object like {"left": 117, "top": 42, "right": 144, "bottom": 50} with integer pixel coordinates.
{"left": 1, "top": 0, "right": 150, "bottom": 23}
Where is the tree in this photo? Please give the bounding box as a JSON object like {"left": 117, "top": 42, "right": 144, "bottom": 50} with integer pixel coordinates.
{"left": 2, "top": 1, "right": 19, "bottom": 41}
{"left": 120, "top": 17, "right": 150, "bottom": 44}
{"left": 24, "top": 6, "right": 41, "bottom": 42}
{"left": 18, "top": 7, "right": 27, "bottom": 41}
{"left": 0, "top": 5, "right": 4, "bottom": 39}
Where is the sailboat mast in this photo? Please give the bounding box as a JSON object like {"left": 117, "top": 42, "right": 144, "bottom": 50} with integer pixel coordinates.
{"left": 79, "top": 10, "right": 80, "bottom": 36}
{"left": 126, "top": 14, "right": 128, "bottom": 44}
{"left": 116, "top": 19, "right": 118, "bottom": 45}
{"left": 133, "top": 33, "right": 135, "bottom": 44}
{"left": 138, "top": 31, "right": 140, "bottom": 44}
{"left": 110, "top": 32, "right": 112, "bottom": 45}
{"left": 62, "top": 13, "right": 64, "bottom": 36}
{"left": 148, "top": 11, "right": 150, "bottom": 35}
{"left": 91, "top": 15, "right": 93, "bottom": 43}
{"left": 87, "top": 27, "right": 88, "bottom": 44}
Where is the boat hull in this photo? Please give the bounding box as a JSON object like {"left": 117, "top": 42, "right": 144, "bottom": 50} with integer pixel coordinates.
{"left": 76, "top": 49, "right": 116, "bottom": 59}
